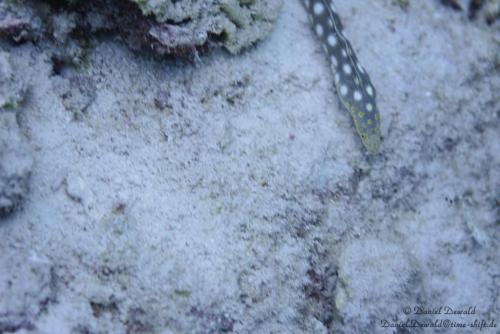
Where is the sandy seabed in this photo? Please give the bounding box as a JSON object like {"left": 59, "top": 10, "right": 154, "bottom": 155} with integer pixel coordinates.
{"left": 1, "top": 1, "right": 499, "bottom": 333}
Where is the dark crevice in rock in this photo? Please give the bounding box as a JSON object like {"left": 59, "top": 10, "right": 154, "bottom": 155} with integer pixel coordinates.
{"left": 440, "top": 0, "right": 500, "bottom": 24}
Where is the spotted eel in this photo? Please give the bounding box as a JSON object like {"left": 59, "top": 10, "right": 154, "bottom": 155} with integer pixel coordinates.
{"left": 302, "top": 0, "right": 382, "bottom": 153}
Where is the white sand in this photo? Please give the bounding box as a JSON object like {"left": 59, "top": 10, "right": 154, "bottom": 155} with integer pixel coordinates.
{"left": 1, "top": 1, "right": 499, "bottom": 333}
